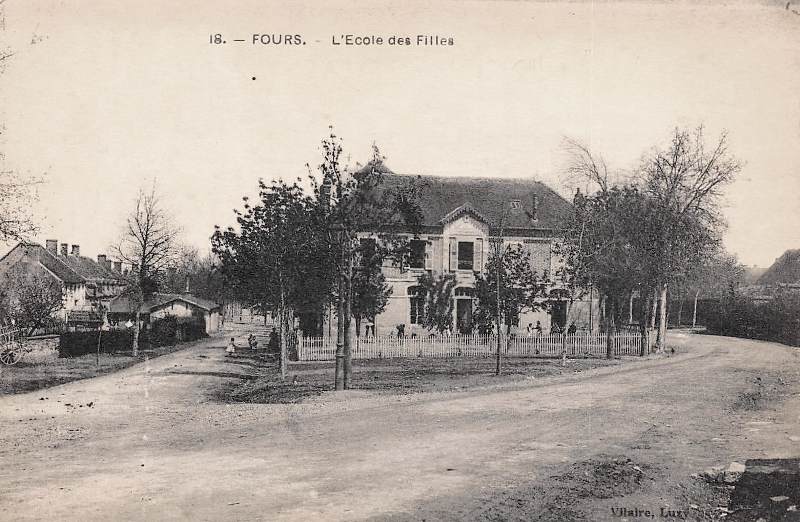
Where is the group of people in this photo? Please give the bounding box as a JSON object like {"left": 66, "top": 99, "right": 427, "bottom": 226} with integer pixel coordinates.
{"left": 525, "top": 321, "right": 578, "bottom": 336}
{"left": 225, "top": 332, "right": 262, "bottom": 356}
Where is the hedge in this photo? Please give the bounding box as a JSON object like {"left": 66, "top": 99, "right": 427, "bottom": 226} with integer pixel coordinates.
{"left": 59, "top": 330, "right": 136, "bottom": 357}
{"left": 59, "top": 318, "right": 208, "bottom": 358}
{"left": 704, "top": 293, "right": 800, "bottom": 347}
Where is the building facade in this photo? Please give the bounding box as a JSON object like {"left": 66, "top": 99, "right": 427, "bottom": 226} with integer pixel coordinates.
{"left": 0, "top": 240, "right": 127, "bottom": 325}
{"left": 333, "top": 166, "right": 598, "bottom": 337}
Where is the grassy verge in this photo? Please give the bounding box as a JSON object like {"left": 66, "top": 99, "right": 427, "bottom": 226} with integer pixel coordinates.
{"left": 0, "top": 340, "right": 207, "bottom": 395}
{"left": 225, "top": 354, "right": 628, "bottom": 404}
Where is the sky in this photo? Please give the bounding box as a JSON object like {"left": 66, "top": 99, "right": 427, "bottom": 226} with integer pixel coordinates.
{"left": 1, "top": 0, "right": 798, "bottom": 268}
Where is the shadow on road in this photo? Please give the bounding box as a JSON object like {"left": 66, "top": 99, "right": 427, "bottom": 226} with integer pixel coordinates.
{"left": 165, "top": 370, "right": 257, "bottom": 380}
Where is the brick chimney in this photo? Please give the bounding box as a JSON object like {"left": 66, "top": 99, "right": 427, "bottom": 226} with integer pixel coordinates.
{"left": 60, "top": 243, "right": 68, "bottom": 256}
{"left": 71, "top": 244, "right": 80, "bottom": 256}
{"left": 530, "top": 193, "right": 539, "bottom": 221}
{"left": 45, "top": 239, "right": 58, "bottom": 255}
{"left": 97, "top": 254, "right": 107, "bottom": 266}
{"left": 113, "top": 261, "right": 122, "bottom": 272}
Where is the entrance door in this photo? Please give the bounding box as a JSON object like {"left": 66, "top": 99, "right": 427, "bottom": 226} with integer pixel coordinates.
{"left": 456, "top": 299, "right": 473, "bottom": 333}
{"left": 550, "top": 301, "right": 567, "bottom": 332}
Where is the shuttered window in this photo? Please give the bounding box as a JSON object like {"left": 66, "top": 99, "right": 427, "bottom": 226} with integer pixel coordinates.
{"left": 458, "top": 242, "right": 474, "bottom": 270}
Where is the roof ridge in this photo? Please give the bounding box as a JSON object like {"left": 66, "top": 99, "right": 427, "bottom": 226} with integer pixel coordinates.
{"left": 383, "top": 172, "right": 550, "bottom": 185}
{"left": 37, "top": 244, "right": 85, "bottom": 282}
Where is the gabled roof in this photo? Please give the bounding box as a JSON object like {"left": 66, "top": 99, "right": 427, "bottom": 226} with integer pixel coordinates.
{"left": 0, "top": 243, "right": 124, "bottom": 285}
{"left": 439, "top": 202, "right": 490, "bottom": 225}
{"left": 359, "top": 161, "right": 573, "bottom": 231}
{"left": 35, "top": 247, "right": 86, "bottom": 284}
{"left": 58, "top": 254, "right": 122, "bottom": 282}
{"left": 108, "top": 293, "right": 220, "bottom": 314}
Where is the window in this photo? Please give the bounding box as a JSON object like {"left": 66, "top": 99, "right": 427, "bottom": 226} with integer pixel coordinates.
{"left": 409, "top": 239, "right": 426, "bottom": 269}
{"left": 509, "top": 199, "right": 521, "bottom": 210}
{"left": 454, "top": 287, "right": 474, "bottom": 297}
{"left": 408, "top": 286, "right": 425, "bottom": 324}
{"left": 457, "top": 241, "right": 474, "bottom": 270}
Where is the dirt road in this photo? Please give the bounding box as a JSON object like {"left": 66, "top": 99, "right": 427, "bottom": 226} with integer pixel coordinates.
{"left": 1, "top": 332, "right": 799, "bottom": 521}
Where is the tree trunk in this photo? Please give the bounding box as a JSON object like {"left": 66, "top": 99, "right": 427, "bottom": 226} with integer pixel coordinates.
{"left": 650, "top": 287, "right": 658, "bottom": 329}
{"left": 495, "top": 256, "right": 502, "bottom": 376}
{"left": 343, "top": 240, "right": 354, "bottom": 389}
{"left": 132, "top": 311, "right": 141, "bottom": 357}
{"left": 605, "top": 295, "right": 615, "bottom": 359}
{"left": 655, "top": 283, "right": 668, "bottom": 352}
{"left": 628, "top": 292, "right": 634, "bottom": 325}
{"left": 334, "top": 237, "right": 346, "bottom": 391}
{"left": 278, "top": 283, "right": 287, "bottom": 382}
{"left": 334, "top": 273, "right": 345, "bottom": 391}
{"left": 692, "top": 290, "right": 700, "bottom": 328}
{"left": 676, "top": 298, "right": 684, "bottom": 328}
{"left": 638, "top": 288, "right": 650, "bottom": 357}
{"left": 96, "top": 328, "right": 102, "bottom": 366}
{"left": 598, "top": 295, "right": 605, "bottom": 332}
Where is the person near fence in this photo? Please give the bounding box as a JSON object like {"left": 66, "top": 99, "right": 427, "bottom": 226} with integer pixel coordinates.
{"left": 567, "top": 323, "right": 577, "bottom": 335}
{"left": 226, "top": 337, "right": 236, "bottom": 356}
{"left": 535, "top": 321, "right": 543, "bottom": 336}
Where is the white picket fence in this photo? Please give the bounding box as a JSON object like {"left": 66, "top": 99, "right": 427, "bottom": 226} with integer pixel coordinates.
{"left": 297, "top": 333, "right": 645, "bottom": 361}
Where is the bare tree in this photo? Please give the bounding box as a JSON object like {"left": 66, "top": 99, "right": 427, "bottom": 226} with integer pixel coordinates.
{"left": 0, "top": 167, "right": 41, "bottom": 243}
{"left": 561, "top": 137, "right": 613, "bottom": 193}
{"left": 114, "top": 183, "right": 181, "bottom": 355}
{"left": 638, "top": 126, "right": 740, "bottom": 350}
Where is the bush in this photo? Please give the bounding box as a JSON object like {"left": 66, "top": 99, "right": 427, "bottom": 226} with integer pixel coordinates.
{"left": 150, "top": 316, "right": 178, "bottom": 347}
{"left": 179, "top": 320, "right": 207, "bottom": 342}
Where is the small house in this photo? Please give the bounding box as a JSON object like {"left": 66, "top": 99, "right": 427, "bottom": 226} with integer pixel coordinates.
{"left": 107, "top": 292, "right": 222, "bottom": 335}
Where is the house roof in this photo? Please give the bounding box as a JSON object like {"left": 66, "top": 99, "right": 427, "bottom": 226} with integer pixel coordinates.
{"left": 57, "top": 253, "right": 123, "bottom": 282}
{"left": 108, "top": 293, "right": 220, "bottom": 314}
{"left": 359, "top": 161, "right": 573, "bottom": 231}
{"left": 0, "top": 243, "right": 126, "bottom": 285}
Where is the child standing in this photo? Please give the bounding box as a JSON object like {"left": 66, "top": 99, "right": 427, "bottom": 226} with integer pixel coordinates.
{"left": 226, "top": 337, "right": 236, "bottom": 356}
